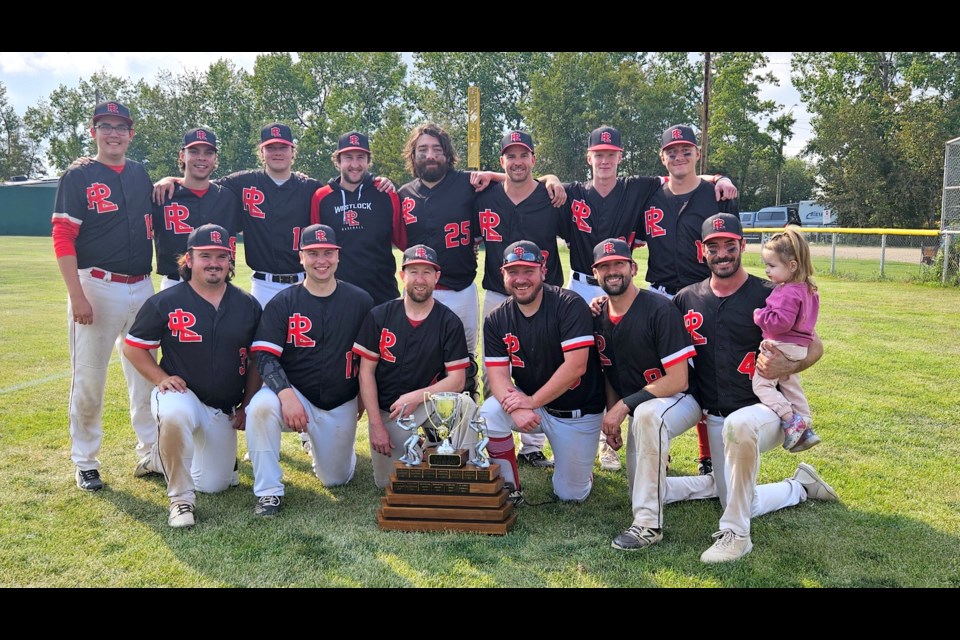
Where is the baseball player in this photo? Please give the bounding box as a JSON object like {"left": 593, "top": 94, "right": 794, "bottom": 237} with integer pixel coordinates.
{"left": 589, "top": 238, "right": 702, "bottom": 550}
{"left": 559, "top": 125, "right": 736, "bottom": 472}
{"left": 122, "top": 224, "right": 262, "bottom": 527}
{"left": 480, "top": 240, "right": 605, "bottom": 502}
{"left": 352, "top": 244, "right": 475, "bottom": 489}
{"left": 475, "top": 130, "right": 568, "bottom": 468}
{"left": 245, "top": 224, "right": 374, "bottom": 516}
{"left": 636, "top": 124, "right": 742, "bottom": 477}
{"left": 52, "top": 100, "right": 156, "bottom": 492}
{"left": 310, "top": 130, "right": 405, "bottom": 305}
{"left": 152, "top": 127, "right": 239, "bottom": 290}
{"left": 668, "top": 213, "right": 836, "bottom": 562}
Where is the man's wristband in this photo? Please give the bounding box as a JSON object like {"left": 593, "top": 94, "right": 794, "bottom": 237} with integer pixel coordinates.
{"left": 622, "top": 388, "right": 656, "bottom": 413}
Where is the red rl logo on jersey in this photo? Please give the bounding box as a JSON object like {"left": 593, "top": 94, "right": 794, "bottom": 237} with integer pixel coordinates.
{"left": 571, "top": 200, "right": 592, "bottom": 232}
{"left": 349, "top": 134, "right": 360, "bottom": 146}
{"left": 645, "top": 207, "right": 666, "bottom": 237}
{"left": 379, "top": 328, "right": 398, "bottom": 363}
{"left": 594, "top": 333, "right": 612, "bottom": 367}
{"left": 343, "top": 210, "right": 359, "bottom": 226}
{"left": 683, "top": 309, "right": 706, "bottom": 345}
{"left": 478, "top": 209, "right": 502, "bottom": 241}
{"left": 164, "top": 204, "right": 192, "bottom": 233}
{"left": 168, "top": 309, "right": 202, "bottom": 342}
{"left": 503, "top": 333, "right": 524, "bottom": 368}
{"left": 601, "top": 131, "right": 612, "bottom": 144}
{"left": 242, "top": 187, "right": 266, "bottom": 218}
{"left": 672, "top": 128, "right": 683, "bottom": 140}
{"left": 695, "top": 239, "right": 705, "bottom": 263}
{"left": 86, "top": 183, "right": 119, "bottom": 214}
{"left": 401, "top": 197, "right": 417, "bottom": 224}
{"left": 286, "top": 313, "right": 316, "bottom": 347}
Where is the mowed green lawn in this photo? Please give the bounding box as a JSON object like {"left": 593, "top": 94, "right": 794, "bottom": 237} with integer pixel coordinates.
{"left": 1, "top": 236, "right": 958, "bottom": 588}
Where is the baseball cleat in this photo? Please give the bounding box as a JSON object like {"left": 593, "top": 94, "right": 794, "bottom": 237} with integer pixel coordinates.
{"left": 700, "top": 529, "right": 753, "bottom": 563}
{"left": 598, "top": 443, "right": 621, "bottom": 471}
{"left": 697, "top": 456, "right": 712, "bottom": 476}
{"left": 134, "top": 453, "right": 161, "bottom": 478}
{"left": 793, "top": 462, "right": 839, "bottom": 502}
{"left": 518, "top": 451, "right": 554, "bottom": 468}
{"left": 611, "top": 524, "right": 662, "bottom": 551}
{"left": 254, "top": 495, "right": 282, "bottom": 517}
{"left": 75, "top": 468, "right": 104, "bottom": 492}
{"left": 504, "top": 483, "right": 525, "bottom": 506}
{"left": 168, "top": 502, "right": 196, "bottom": 528}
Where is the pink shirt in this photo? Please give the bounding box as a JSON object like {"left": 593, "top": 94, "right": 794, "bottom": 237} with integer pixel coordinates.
{"left": 753, "top": 282, "right": 819, "bottom": 347}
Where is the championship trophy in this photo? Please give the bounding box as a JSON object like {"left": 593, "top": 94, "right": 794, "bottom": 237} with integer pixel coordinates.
{"left": 468, "top": 416, "right": 490, "bottom": 469}
{"left": 423, "top": 391, "right": 470, "bottom": 467}
{"left": 396, "top": 403, "right": 423, "bottom": 466}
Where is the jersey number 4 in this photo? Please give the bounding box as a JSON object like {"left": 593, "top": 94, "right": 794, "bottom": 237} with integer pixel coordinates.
{"left": 737, "top": 352, "right": 756, "bottom": 379}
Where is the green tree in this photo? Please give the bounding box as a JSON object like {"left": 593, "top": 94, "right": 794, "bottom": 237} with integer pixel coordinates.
{"left": 0, "top": 82, "right": 42, "bottom": 179}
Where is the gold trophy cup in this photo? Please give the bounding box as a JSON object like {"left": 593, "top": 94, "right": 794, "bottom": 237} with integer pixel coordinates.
{"left": 423, "top": 391, "right": 470, "bottom": 467}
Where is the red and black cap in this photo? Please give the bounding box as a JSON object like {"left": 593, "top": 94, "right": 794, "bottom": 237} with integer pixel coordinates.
{"left": 661, "top": 124, "right": 698, "bottom": 150}
{"left": 260, "top": 122, "right": 295, "bottom": 147}
{"left": 336, "top": 131, "right": 370, "bottom": 155}
{"left": 402, "top": 244, "right": 441, "bottom": 270}
{"left": 187, "top": 223, "right": 231, "bottom": 252}
{"left": 500, "top": 130, "right": 534, "bottom": 155}
{"left": 587, "top": 126, "right": 622, "bottom": 152}
{"left": 300, "top": 224, "right": 340, "bottom": 250}
{"left": 182, "top": 127, "right": 217, "bottom": 151}
{"left": 702, "top": 213, "right": 743, "bottom": 242}
{"left": 502, "top": 240, "right": 544, "bottom": 268}
{"left": 92, "top": 101, "right": 133, "bottom": 126}
{"left": 592, "top": 238, "right": 632, "bottom": 268}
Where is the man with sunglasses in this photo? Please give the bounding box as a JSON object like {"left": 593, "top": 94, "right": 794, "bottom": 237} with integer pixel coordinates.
{"left": 52, "top": 100, "right": 157, "bottom": 492}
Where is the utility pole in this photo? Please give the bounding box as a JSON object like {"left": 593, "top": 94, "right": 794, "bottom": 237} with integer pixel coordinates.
{"left": 700, "top": 52, "right": 710, "bottom": 174}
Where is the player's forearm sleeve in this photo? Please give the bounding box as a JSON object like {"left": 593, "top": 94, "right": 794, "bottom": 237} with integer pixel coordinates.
{"left": 622, "top": 388, "right": 656, "bottom": 413}
{"left": 256, "top": 351, "right": 291, "bottom": 394}
{"left": 52, "top": 218, "right": 80, "bottom": 258}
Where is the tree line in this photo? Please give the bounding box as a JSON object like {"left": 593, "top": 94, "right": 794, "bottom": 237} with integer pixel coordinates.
{"left": 1, "top": 52, "right": 956, "bottom": 228}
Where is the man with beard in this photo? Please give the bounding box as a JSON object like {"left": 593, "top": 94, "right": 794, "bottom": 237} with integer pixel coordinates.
{"left": 589, "top": 238, "right": 701, "bottom": 550}
{"left": 152, "top": 127, "right": 240, "bottom": 290}
{"left": 310, "top": 131, "right": 405, "bottom": 305}
{"left": 479, "top": 241, "right": 605, "bottom": 503}
{"left": 647, "top": 213, "right": 836, "bottom": 563}
{"left": 123, "top": 224, "right": 262, "bottom": 527}
{"left": 475, "top": 131, "right": 568, "bottom": 469}
{"left": 352, "top": 244, "right": 475, "bottom": 489}
{"left": 244, "top": 224, "right": 374, "bottom": 516}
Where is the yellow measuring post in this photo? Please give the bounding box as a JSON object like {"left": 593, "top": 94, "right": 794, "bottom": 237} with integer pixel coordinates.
{"left": 467, "top": 85, "right": 480, "bottom": 170}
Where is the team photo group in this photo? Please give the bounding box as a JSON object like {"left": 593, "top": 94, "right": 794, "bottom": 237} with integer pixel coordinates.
{"left": 52, "top": 99, "right": 837, "bottom": 565}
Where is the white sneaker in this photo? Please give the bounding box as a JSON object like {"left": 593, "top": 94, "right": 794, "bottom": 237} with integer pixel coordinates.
{"left": 168, "top": 502, "right": 195, "bottom": 528}
{"left": 301, "top": 438, "right": 313, "bottom": 457}
{"left": 793, "top": 462, "right": 839, "bottom": 501}
{"left": 700, "top": 529, "right": 753, "bottom": 563}
{"left": 598, "top": 442, "right": 621, "bottom": 471}
{"left": 134, "top": 453, "right": 160, "bottom": 478}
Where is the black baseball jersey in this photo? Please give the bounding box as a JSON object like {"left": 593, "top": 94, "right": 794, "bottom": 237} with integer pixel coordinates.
{"left": 353, "top": 299, "right": 469, "bottom": 412}
{"left": 484, "top": 284, "right": 604, "bottom": 414}
{"left": 398, "top": 169, "right": 480, "bottom": 291}
{"left": 124, "top": 283, "right": 262, "bottom": 412}
{"left": 310, "top": 173, "right": 405, "bottom": 305}
{"left": 563, "top": 176, "right": 663, "bottom": 274}
{"left": 51, "top": 158, "right": 153, "bottom": 275}
{"left": 251, "top": 280, "right": 374, "bottom": 411}
{"left": 673, "top": 275, "right": 773, "bottom": 415}
{"left": 639, "top": 180, "right": 739, "bottom": 290}
{"left": 475, "top": 181, "right": 566, "bottom": 296}
{"left": 151, "top": 183, "right": 240, "bottom": 277}
{"left": 593, "top": 290, "right": 697, "bottom": 401}
{"left": 217, "top": 170, "right": 323, "bottom": 275}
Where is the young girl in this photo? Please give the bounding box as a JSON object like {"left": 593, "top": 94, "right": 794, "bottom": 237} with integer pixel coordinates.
{"left": 753, "top": 227, "right": 821, "bottom": 452}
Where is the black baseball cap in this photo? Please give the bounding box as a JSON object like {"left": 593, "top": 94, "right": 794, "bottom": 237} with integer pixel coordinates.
{"left": 592, "top": 238, "right": 632, "bottom": 268}
{"left": 500, "top": 130, "right": 534, "bottom": 155}
{"left": 92, "top": 101, "right": 133, "bottom": 126}
{"left": 502, "top": 240, "right": 544, "bottom": 268}
{"left": 702, "top": 213, "right": 743, "bottom": 242}
{"left": 182, "top": 127, "right": 217, "bottom": 151}
{"left": 336, "top": 131, "right": 370, "bottom": 155}
{"left": 587, "top": 126, "right": 622, "bottom": 152}
{"left": 661, "top": 125, "right": 698, "bottom": 150}
{"left": 187, "top": 223, "right": 231, "bottom": 252}
{"left": 300, "top": 224, "right": 340, "bottom": 250}
{"left": 260, "top": 122, "right": 295, "bottom": 147}
{"left": 402, "top": 244, "right": 441, "bottom": 270}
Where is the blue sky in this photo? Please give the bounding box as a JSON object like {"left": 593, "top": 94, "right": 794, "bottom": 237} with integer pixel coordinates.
{"left": 0, "top": 52, "right": 811, "bottom": 157}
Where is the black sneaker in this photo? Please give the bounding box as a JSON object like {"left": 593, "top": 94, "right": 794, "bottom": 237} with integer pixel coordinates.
{"left": 611, "top": 524, "right": 663, "bottom": 551}
{"left": 254, "top": 495, "right": 282, "bottom": 517}
{"left": 76, "top": 468, "right": 103, "bottom": 492}
{"left": 504, "top": 483, "right": 525, "bottom": 506}
{"left": 518, "top": 451, "right": 554, "bottom": 468}
{"left": 697, "top": 457, "right": 713, "bottom": 476}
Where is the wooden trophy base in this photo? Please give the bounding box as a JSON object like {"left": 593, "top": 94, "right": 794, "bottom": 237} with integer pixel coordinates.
{"left": 377, "top": 457, "right": 516, "bottom": 535}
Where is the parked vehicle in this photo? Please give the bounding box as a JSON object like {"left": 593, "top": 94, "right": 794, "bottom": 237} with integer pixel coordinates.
{"left": 739, "top": 211, "right": 759, "bottom": 241}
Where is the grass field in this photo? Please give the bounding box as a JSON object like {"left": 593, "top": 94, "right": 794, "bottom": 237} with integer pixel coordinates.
{"left": 1, "top": 237, "right": 958, "bottom": 588}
